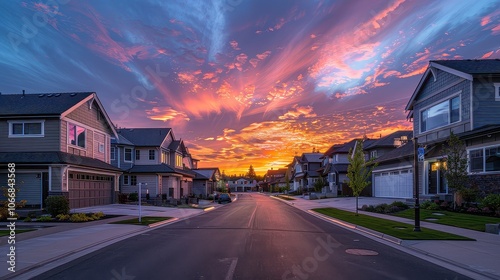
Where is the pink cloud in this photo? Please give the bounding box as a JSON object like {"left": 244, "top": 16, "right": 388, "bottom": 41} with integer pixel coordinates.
{"left": 230, "top": 40, "right": 240, "bottom": 50}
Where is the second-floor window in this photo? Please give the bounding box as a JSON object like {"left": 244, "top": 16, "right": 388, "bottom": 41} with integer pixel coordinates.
{"left": 149, "top": 150, "right": 155, "bottom": 160}
{"left": 176, "top": 154, "right": 182, "bottom": 167}
{"left": 421, "top": 96, "right": 460, "bottom": 133}
{"left": 370, "top": 150, "right": 377, "bottom": 159}
{"left": 124, "top": 148, "right": 132, "bottom": 162}
{"left": 136, "top": 150, "right": 141, "bottom": 160}
{"left": 111, "top": 147, "right": 116, "bottom": 160}
{"left": 9, "top": 121, "right": 44, "bottom": 137}
{"left": 68, "top": 123, "right": 86, "bottom": 148}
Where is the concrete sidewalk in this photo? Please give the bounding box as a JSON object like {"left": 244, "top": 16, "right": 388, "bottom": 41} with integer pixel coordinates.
{"left": 0, "top": 201, "right": 223, "bottom": 279}
{"left": 275, "top": 195, "right": 500, "bottom": 280}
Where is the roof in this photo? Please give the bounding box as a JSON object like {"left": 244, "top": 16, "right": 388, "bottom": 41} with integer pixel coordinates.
{"left": 168, "top": 140, "right": 181, "bottom": 150}
{"left": 365, "top": 131, "right": 413, "bottom": 149}
{"left": 193, "top": 169, "right": 216, "bottom": 180}
{"left": 331, "top": 163, "right": 349, "bottom": 173}
{"left": 373, "top": 142, "right": 414, "bottom": 164}
{"left": 126, "top": 164, "right": 195, "bottom": 177}
{"left": 302, "top": 153, "right": 323, "bottom": 162}
{"left": 0, "top": 152, "right": 122, "bottom": 172}
{"left": 335, "top": 139, "right": 360, "bottom": 153}
{"left": 431, "top": 59, "right": 500, "bottom": 75}
{"left": 117, "top": 128, "right": 171, "bottom": 147}
{"left": 457, "top": 124, "right": 500, "bottom": 140}
{"left": 111, "top": 134, "right": 134, "bottom": 146}
{"left": 0, "top": 92, "right": 93, "bottom": 116}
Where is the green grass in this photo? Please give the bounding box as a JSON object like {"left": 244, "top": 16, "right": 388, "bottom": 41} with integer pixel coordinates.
{"left": 393, "top": 209, "right": 500, "bottom": 232}
{"left": 275, "top": 195, "right": 296, "bottom": 201}
{"left": 313, "top": 208, "right": 473, "bottom": 240}
{"left": 110, "top": 216, "right": 171, "bottom": 226}
{"left": 0, "top": 229, "right": 36, "bottom": 236}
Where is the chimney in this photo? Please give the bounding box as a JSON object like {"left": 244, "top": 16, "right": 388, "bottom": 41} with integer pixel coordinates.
{"left": 22, "top": 90, "right": 25, "bottom": 96}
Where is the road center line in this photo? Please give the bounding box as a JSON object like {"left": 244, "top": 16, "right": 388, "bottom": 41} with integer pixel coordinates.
{"left": 224, "top": 258, "right": 238, "bottom": 280}
{"left": 247, "top": 205, "right": 258, "bottom": 229}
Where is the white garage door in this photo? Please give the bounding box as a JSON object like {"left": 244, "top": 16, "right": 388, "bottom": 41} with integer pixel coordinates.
{"left": 373, "top": 169, "right": 413, "bottom": 198}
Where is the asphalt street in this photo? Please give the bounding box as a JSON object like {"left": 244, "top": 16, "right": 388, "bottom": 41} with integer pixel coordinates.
{"left": 33, "top": 194, "right": 471, "bottom": 280}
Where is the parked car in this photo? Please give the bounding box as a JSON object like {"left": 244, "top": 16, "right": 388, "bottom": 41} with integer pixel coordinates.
{"left": 218, "top": 193, "right": 232, "bottom": 204}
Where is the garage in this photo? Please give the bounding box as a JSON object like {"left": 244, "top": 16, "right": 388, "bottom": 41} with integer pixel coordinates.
{"left": 373, "top": 168, "right": 413, "bottom": 198}
{"left": 68, "top": 172, "right": 113, "bottom": 208}
{"left": 0, "top": 173, "right": 46, "bottom": 208}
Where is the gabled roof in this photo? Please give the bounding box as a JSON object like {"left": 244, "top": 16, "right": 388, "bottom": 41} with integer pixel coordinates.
{"left": 406, "top": 59, "right": 500, "bottom": 111}
{"left": 0, "top": 152, "right": 121, "bottom": 172}
{"left": 126, "top": 164, "right": 195, "bottom": 177}
{"left": 0, "top": 92, "right": 93, "bottom": 116}
{"left": 365, "top": 131, "right": 413, "bottom": 149}
{"left": 373, "top": 142, "right": 414, "bottom": 164}
{"left": 335, "top": 139, "right": 360, "bottom": 153}
{"left": 0, "top": 92, "right": 118, "bottom": 138}
{"left": 111, "top": 134, "right": 134, "bottom": 146}
{"left": 118, "top": 128, "right": 171, "bottom": 147}
{"left": 301, "top": 153, "right": 323, "bottom": 162}
{"left": 193, "top": 168, "right": 219, "bottom": 180}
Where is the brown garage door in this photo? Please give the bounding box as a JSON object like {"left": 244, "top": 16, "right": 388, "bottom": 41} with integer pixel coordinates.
{"left": 68, "top": 172, "right": 113, "bottom": 208}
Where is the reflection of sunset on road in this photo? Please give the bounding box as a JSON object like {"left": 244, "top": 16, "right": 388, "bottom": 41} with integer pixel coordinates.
{"left": 1, "top": 1, "right": 499, "bottom": 175}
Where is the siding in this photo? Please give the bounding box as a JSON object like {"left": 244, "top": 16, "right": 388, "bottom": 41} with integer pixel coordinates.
{"left": 121, "top": 174, "right": 159, "bottom": 197}
{"left": 414, "top": 78, "right": 471, "bottom": 144}
{"left": 0, "top": 118, "right": 60, "bottom": 152}
{"left": 65, "top": 100, "right": 113, "bottom": 134}
{"left": 134, "top": 147, "right": 159, "bottom": 165}
{"left": 472, "top": 76, "right": 500, "bottom": 128}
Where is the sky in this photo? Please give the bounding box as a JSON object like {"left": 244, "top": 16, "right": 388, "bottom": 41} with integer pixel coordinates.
{"left": 1, "top": 0, "right": 499, "bottom": 175}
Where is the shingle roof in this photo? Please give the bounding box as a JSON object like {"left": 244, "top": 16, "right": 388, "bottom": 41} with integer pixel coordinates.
{"left": 302, "top": 153, "right": 323, "bottom": 162}
{"left": 111, "top": 134, "right": 134, "bottom": 146}
{"left": 168, "top": 140, "right": 181, "bottom": 150}
{"left": 117, "top": 128, "right": 171, "bottom": 146}
{"left": 373, "top": 142, "right": 414, "bottom": 164}
{"left": 335, "top": 139, "right": 360, "bottom": 153}
{"left": 193, "top": 169, "right": 215, "bottom": 180}
{"left": 365, "top": 131, "right": 413, "bottom": 149}
{"left": 0, "top": 152, "right": 121, "bottom": 172}
{"left": 126, "top": 164, "right": 175, "bottom": 173}
{"left": 432, "top": 59, "right": 500, "bottom": 75}
{"left": 331, "top": 163, "right": 349, "bottom": 173}
{"left": 0, "top": 92, "right": 93, "bottom": 116}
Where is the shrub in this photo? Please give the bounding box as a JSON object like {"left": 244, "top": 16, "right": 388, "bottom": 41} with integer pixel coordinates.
{"left": 24, "top": 217, "right": 32, "bottom": 222}
{"left": 426, "top": 202, "right": 440, "bottom": 210}
{"left": 91, "top": 211, "right": 105, "bottom": 220}
{"left": 374, "top": 203, "right": 389, "bottom": 213}
{"left": 37, "top": 215, "right": 53, "bottom": 222}
{"left": 466, "top": 207, "right": 480, "bottom": 214}
{"left": 479, "top": 194, "right": 500, "bottom": 211}
{"left": 459, "top": 188, "right": 479, "bottom": 204}
{"left": 118, "top": 193, "right": 128, "bottom": 204}
{"left": 439, "top": 201, "right": 449, "bottom": 210}
{"left": 361, "top": 204, "right": 369, "bottom": 211}
{"left": 128, "top": 193, "right": 139, "bottom": 202}
{"left": 45, "top": 196, "right": 70, "bottom": 216}
{"left": 56, "top": 214, "right": 70, "bottom": 221}
{"left": 420, "top": 200, "right": 432, "bottom": 209}
{"left": 70, "top": 213, "right": 91, "bottom": 222}
{"left": 390, "top": 201, "right": 409, "bottom": 210}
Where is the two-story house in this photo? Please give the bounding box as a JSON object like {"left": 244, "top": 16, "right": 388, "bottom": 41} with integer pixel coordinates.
{"left": 292, "top": 153, "right": 322, "bottom": 192}
{"left": 405, "top": 59, "right": 500, "bottom": 198}
{"left": 264, "top": 168, "right": 288, "bottom": 191}
{"left": 227, "top": 178, "right": 257, "bottom": 192}
{"left": 112, "top": 128, "right": 196, "bottom": 200}
{"left": 0, "top": 92, "right": 122, "bottom": 209}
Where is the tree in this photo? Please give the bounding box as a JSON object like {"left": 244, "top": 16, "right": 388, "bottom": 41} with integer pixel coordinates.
{"left": 347, "top": 140, "right": 377, "bottom": 215}
{"left": 247, "top": 165, "right": 256, "bottom": 180}
{"left": 441, "top": 132, "right": 469, "bottom": 209}
{"left": 313, "top": 177, "right": 325, "bottom": 193}
{"left": 284, "top": 173, "right": 291, "bottom": 193}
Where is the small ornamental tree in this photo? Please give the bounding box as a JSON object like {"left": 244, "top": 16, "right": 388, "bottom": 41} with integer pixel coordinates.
{"left": 313, "top": 177, "right": 325, "bottom": 193}
{"left": 441, "top": 132, "right": 469, "bottom": 209}
{"left": 284, "top": 173, "right": 291, "bottom": 193}
{"left": 347, "top": 140, "right": 377, "bottom": 215}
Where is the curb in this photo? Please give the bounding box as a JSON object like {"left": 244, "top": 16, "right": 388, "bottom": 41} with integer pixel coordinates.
{"left": 148, "top": 217, "right": 179, "bottom": 228}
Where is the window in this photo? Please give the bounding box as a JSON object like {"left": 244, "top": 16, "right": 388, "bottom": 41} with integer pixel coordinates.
{"left": 469, "top": 146, "right": 500, "bottom": 173}
{"left": 68, "top": 123, "right": 86, "bottom": 148}
{"left": 149, "top": 150, "right": 155, "bottom": 160}
{"left": 420, "top": 96, "right": 460, "bottom": 132}
{"left": 162, "top": 151, "right": 168, "bottom": 164}
{"left": 131, "top": 175, "right": 137, "bottom": 186}
{"left": 328, "top": 173, "right": 336, "bottom": 183}
{"left": 111, "top": 147, "right": 116, "bottom": 160}
{"left": 135, "top": 150, "right": 141, "bottom": 160}
{"left": 124, "top": 148, "right": 132, "bottom": 162}
{"left": 9, "top": 121, "right": 44, "bottom": 137}
{"left": 176, "top": 154, "right": 183, "bottom": 167}
{"left": 370, "top": 150, "right": 377, "bottom": 159}
{"left": 123, "top": 175, "right": 129, "bottom": 185}
{"left": 98, "top": 143, "right": 105, "bottom": 153}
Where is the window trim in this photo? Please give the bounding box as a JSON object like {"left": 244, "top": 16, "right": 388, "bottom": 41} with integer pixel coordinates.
{"left": 8, "top": 120, "right": 45, "bottom": 138}
{"left": 495, "top": 83, "right": 500, "bottom": 101}
{"left": 468, "top": 144, "right": 500, "bottom": 174}
{"left": 68, "top": 122, "right": 86, "bottom": 148}
{"left": 123, "top": 175, "right": 130, "bottom": 185}
{"left": 419, "top": 92, "right": 461, "bottom": 134}
{"left": 124, "top": 148, "right": 133, "bottom": 162}
{"left": 111, "top": 147, "right": 116, "bottom": 160}
{"left": 149, "top": 149, "right": 155, "bottom": 160}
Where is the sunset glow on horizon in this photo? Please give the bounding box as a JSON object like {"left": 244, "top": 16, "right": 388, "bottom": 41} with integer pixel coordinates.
{"left": 1, "top": 0, "right": 499, "bottom": 175}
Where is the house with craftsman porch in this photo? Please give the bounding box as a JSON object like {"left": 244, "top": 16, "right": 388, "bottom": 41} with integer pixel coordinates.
{"left": 405, "top": 59, "right": 500, "bottom": 199}
{"left": 0, "top": 92, "right": 122, "bottom": 209}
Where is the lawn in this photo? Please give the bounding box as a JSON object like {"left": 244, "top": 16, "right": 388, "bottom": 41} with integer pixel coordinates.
{"left": 0, "top": 229, "right": 36, "bottom": 236}
{"left": 392, "top": 209, "right": 500, "bottom": 232}
{"left": 313, "top": 208, "right": 473, "bottom": 240}
{"left": 110, "top": 216, "right": 171, "bottom": 226}
{"left": 275, "top": 195, "right": 296, "bottom": 201}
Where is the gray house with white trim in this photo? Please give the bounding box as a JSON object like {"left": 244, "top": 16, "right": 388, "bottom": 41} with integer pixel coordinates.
{"left": 406, "top": 59, "right": 500, "bottom": 197}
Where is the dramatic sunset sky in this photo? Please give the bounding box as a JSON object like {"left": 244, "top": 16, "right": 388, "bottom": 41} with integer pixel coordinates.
{"left": 1, "top": 1, "right": 499, "bottom": 175}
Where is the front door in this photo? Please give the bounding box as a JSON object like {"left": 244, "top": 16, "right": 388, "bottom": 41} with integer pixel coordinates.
{"left": 428, "top": 162, "right": 447, "bottom": 194}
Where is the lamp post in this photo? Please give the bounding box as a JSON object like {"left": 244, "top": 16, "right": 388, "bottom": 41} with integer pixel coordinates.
{"left": 138, "top": 182, "right": 147, "bottom": 223}
{"left": 413, "top": 137, "right": 421, "bottom": 232}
